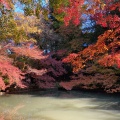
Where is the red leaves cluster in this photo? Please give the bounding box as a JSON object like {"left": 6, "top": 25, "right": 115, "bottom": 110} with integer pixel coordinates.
{"left": 0, "top": 45, "right": 26, "bottom": 91}
{"left": 0, "top": 0, "right": 10, "bottom": 9}
{"left": 63, "top": 53, "right": 78, "bottom": 63}
{"left": 98, "top": 53, "right": 120, "bottom": 68}
{"left": 94, "top": 14, "right": 120, "bottom": 29}
{"left": 109, "top": 2, "right": 120, "bottom": 11}
{"left": 59, "top": 0, "right": 84, "bottom": 26}
{"left": 0, "top": 61, "right": 25, "bottom": 90}
{"left": 93, "top": 0, "right": 120, "bottom": 29}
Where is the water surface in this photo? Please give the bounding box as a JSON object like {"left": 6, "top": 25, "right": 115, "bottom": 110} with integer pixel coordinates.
{"left": 0, "top": 90, "right": 120, "bottom": 120}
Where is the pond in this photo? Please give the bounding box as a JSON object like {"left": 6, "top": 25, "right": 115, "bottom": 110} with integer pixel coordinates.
{"left": 0, "top": 90, "right": 120, "bottom": 120}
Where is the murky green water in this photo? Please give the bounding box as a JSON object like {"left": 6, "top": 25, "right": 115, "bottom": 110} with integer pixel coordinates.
{"left": 0, "top": 90, "right": 120, "bottom": 120}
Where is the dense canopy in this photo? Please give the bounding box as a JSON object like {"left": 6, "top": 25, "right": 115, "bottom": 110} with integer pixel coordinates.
{"left": 0, "top": 0, "right": 120, "bottom": 93}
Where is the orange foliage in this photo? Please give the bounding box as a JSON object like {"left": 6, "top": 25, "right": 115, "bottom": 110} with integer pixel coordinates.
{"left": 98, "top": 53, "right": 120, "bottom": 68}
{"left": 63, "top": 28, "right": 120, "bottom": 72}
{"left": 61, "top": 0, "right": 120, "bottom": 92}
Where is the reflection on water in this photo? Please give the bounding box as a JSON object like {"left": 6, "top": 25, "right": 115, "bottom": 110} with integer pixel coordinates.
{"left": 0, "top": 90, "right": 120, "bottom": 120}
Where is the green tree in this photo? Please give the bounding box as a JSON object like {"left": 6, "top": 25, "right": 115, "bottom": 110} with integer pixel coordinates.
{"left": 0, "top": 1, "right": 27, "bottom": 43}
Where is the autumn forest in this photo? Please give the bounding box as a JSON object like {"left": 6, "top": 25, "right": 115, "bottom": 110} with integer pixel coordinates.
{"left": 0, "top": 0, "right": 120, "bottom": 93}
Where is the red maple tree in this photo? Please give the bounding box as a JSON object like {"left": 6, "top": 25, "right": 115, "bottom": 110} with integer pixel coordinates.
{"left": 58, "top": 0, "right": 84, "bottom": 26}
{"left": 9, "top": 43, "right": 67, "bottom": 89}
{"left": 60, "top": 0, "right": 120, "bottom": 93}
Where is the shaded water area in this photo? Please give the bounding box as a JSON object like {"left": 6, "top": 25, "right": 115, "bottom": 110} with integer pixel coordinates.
{"left": 0, "top": 90, "right": 120, "bottom": 120}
